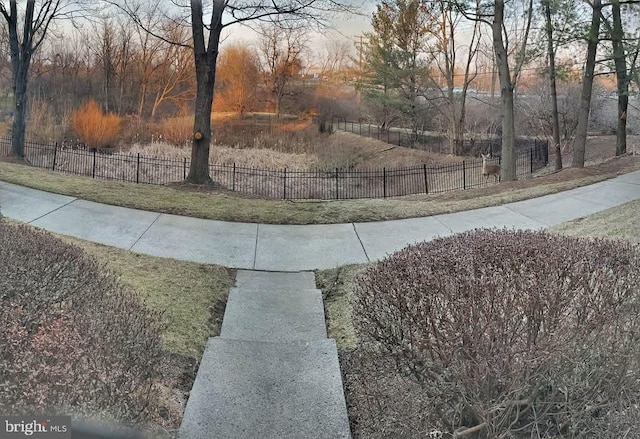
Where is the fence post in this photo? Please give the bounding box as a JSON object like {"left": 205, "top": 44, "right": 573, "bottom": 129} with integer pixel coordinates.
{"left": 52, "top": 142, "right": 57, "bottom": 171}
{"left": 92, "top": 148, "right": 96, "bottom": 178}
{"left": 183, "top": 158, "right": 187, "bottom": 180}
{"left": 423, "top": 163, "right": 428, "bottom": 194}
{"left": 462, "top": 160, "right": 466, "bottom": 190}
{"left": 383, "top": 167, "right": 387, "bottom": 198}
{"left": 283, "top": 168, "right": 287, "bottom": 200}
{"left": 359, "top": 123, "right": 362, "bottom": 136}
{"left": 387, "top": 129, "right": 390, "bottom": 144}
{"left": 335, "top": 168, "right": 339, "bottom": 200}
{"left": 232, "top": 163, "right": 236, "bottom": 191}
{"left": 136, "top": 153, "right": 140, "bottom": 184}
{"left": 530, "top": 148, "right": 534, "bottom": 173}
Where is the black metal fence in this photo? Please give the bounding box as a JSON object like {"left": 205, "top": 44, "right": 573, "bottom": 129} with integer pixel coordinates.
{"left": 332, "top": 117, "right": 549, "bottom": 159}
{"left": 0, "top": 136, "right": 548, "bottom": 200}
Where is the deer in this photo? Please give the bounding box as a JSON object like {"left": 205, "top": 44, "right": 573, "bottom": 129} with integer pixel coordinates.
{"left": 481, "top": 153, "right": 501, "bottom": 185}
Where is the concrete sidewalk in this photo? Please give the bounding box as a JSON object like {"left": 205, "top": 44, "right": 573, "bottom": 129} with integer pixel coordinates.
{"left": 1, "top": 170, "right": 639, "bottom": 271}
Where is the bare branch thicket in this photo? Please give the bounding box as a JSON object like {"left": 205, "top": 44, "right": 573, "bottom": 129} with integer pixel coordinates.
{"left": 350, "top": 229, "right": 640, "bottom": 439}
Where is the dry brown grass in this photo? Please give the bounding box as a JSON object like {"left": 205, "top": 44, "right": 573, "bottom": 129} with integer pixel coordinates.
{"left": 550, "top": 198, "right": 640, "bottom": 245}
{"left": 127, "top": 141, "right": 315, "bottom": 170}
{"left": 315, "top": 264, "right": 369, "bottom": 350}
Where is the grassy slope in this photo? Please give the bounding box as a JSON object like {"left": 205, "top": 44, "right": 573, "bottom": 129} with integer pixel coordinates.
{"left": 548, "top": 198, "right": 640, "bottom": 245}
{"left": 1, "top": 156, "right": 638, "bottom": 224}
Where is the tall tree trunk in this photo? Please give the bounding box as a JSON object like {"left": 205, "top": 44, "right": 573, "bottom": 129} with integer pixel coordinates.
{"left": 492, "top": 0, "right": 516, "bottom": 181}
{"left": 573, "top": 0, "right": 601, "bottom": 168}
{"left": 611, "top": 0, "right": 628, "bottom": 156}
{"left": 7, "top": 0, "right": 34, "bottom": 158}
{"left": 11, "top": 64, "right": 29, "bottom": 158}
{"left": 187, "top": 0, "right": 223, "bottom": 184}
{"left": 543, "top": 0, "right": 562, "bottom": 170}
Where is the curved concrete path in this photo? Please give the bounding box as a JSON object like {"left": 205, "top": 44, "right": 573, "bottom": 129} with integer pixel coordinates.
{"left": 1, "top": 171, "right": 640, "bottom": 270}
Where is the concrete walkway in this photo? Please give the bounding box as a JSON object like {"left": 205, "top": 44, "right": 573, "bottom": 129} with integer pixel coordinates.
{"left": 1, "top": 170, "right": 639, "bottom": 271}
{"left": 179, "top": 271, "right": 350, "bottom": 439}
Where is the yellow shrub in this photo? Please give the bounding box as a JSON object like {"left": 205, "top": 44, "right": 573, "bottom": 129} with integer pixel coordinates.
{"left": 71, "top": 100, "right": 121, "bottom": 148}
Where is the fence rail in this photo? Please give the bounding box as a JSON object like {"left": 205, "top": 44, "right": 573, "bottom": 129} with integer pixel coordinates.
{"left": 0, "top": 136, "right": 548, "bottom": 201}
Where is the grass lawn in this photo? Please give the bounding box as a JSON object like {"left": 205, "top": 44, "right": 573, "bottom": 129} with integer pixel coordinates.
{"left": 55, "top": 234, "right": 236, "bottom": 361}
{"left": 548, "top": 198, "right": 640, "bottom": 245}
{"left": 1, "top": 155, "right": 638, "bottom": 224}
{"left": 317, "top": 197, "right": 640, "bottom": 351}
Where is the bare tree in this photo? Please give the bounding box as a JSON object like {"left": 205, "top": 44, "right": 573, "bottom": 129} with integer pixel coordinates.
{"left": 543, "top": 0, "right": 563, "bottom": 170}
{"left": 130, "top": 6, "right": 165, "bottom": 118}
{"left": 215, "top": 43, "right": 259, "bottom": 114}
{"left": 257, "top": 22, "right": 307, "bottom": 116}
{"left": 431, "top": 0, "right": 482, "bottom": 155}
{"left": 317, "top": 38, "right": 353, "bottom": 80}
{"left": 0, "top": 0, "right": 85, "bottom": 158}
{"left": 600, "top": 0, "right": 640, "bottom": 157}
{"left": 149, "top": 23, "right": 195, "bottom": 117}
{"left": 572, "top": 0, "right": 602, "bottom": 168}
{"left": 492, "top": 0, "right": 533, "bottom": 180}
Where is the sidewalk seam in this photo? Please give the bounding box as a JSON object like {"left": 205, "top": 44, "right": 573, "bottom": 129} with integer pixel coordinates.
{"left": 128, "top": 213, "right": 162, "bottom": 251}
{"left": 27, "top": 198, "right": 78, "bottom": 224}
{"left": 351, "top": 223, "right": 370, "bottom": 262}
{"left": 252, "top": 223, "right": 259, "bottom": 270}
{"left": 502, "top": 205, "right": 548, "bottom": 227}
{"left": 432, "top": 215, "right": 454, "bottom": 234}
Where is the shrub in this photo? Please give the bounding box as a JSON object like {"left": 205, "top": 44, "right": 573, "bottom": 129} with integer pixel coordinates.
{"left": 351, "top": 229, "right": 640, "bottom": 438}
{"left": 0, "top": 220, "right": 164, "bottom": 423}
{"left": 71, "top": 99, "right": 121, "bottom": 148}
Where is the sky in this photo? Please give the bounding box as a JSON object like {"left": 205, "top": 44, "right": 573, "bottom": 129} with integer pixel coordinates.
{"left": 219, "top": 1, "right": 375, "bottom": 63}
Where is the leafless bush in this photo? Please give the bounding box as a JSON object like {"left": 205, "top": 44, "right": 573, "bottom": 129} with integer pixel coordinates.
{"left": 517, "top": 81, "right": 583, "bottom": 141}
{"left": 351, "top": 229, "right": 640, "bottom": 438}
{"left": 464, "top": 99, "right": 501, "bottom": 140}
{"left": 0, "top": 221, "right": 164, "bottom": 423}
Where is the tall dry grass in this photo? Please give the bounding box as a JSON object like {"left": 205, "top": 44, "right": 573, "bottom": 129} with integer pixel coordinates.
{"left": 127, "top": 141, "right": 316, "bottom": 170}
{"left": 71, "top": 100, "right": 121, "bottom": 148}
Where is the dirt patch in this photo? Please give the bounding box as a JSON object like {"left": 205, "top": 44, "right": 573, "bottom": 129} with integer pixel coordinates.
{"left": 151, "top": 353, "right": 199, "bottom": 438}
{"left": 0, "top": 155, "right": 31, "bottom": 165}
